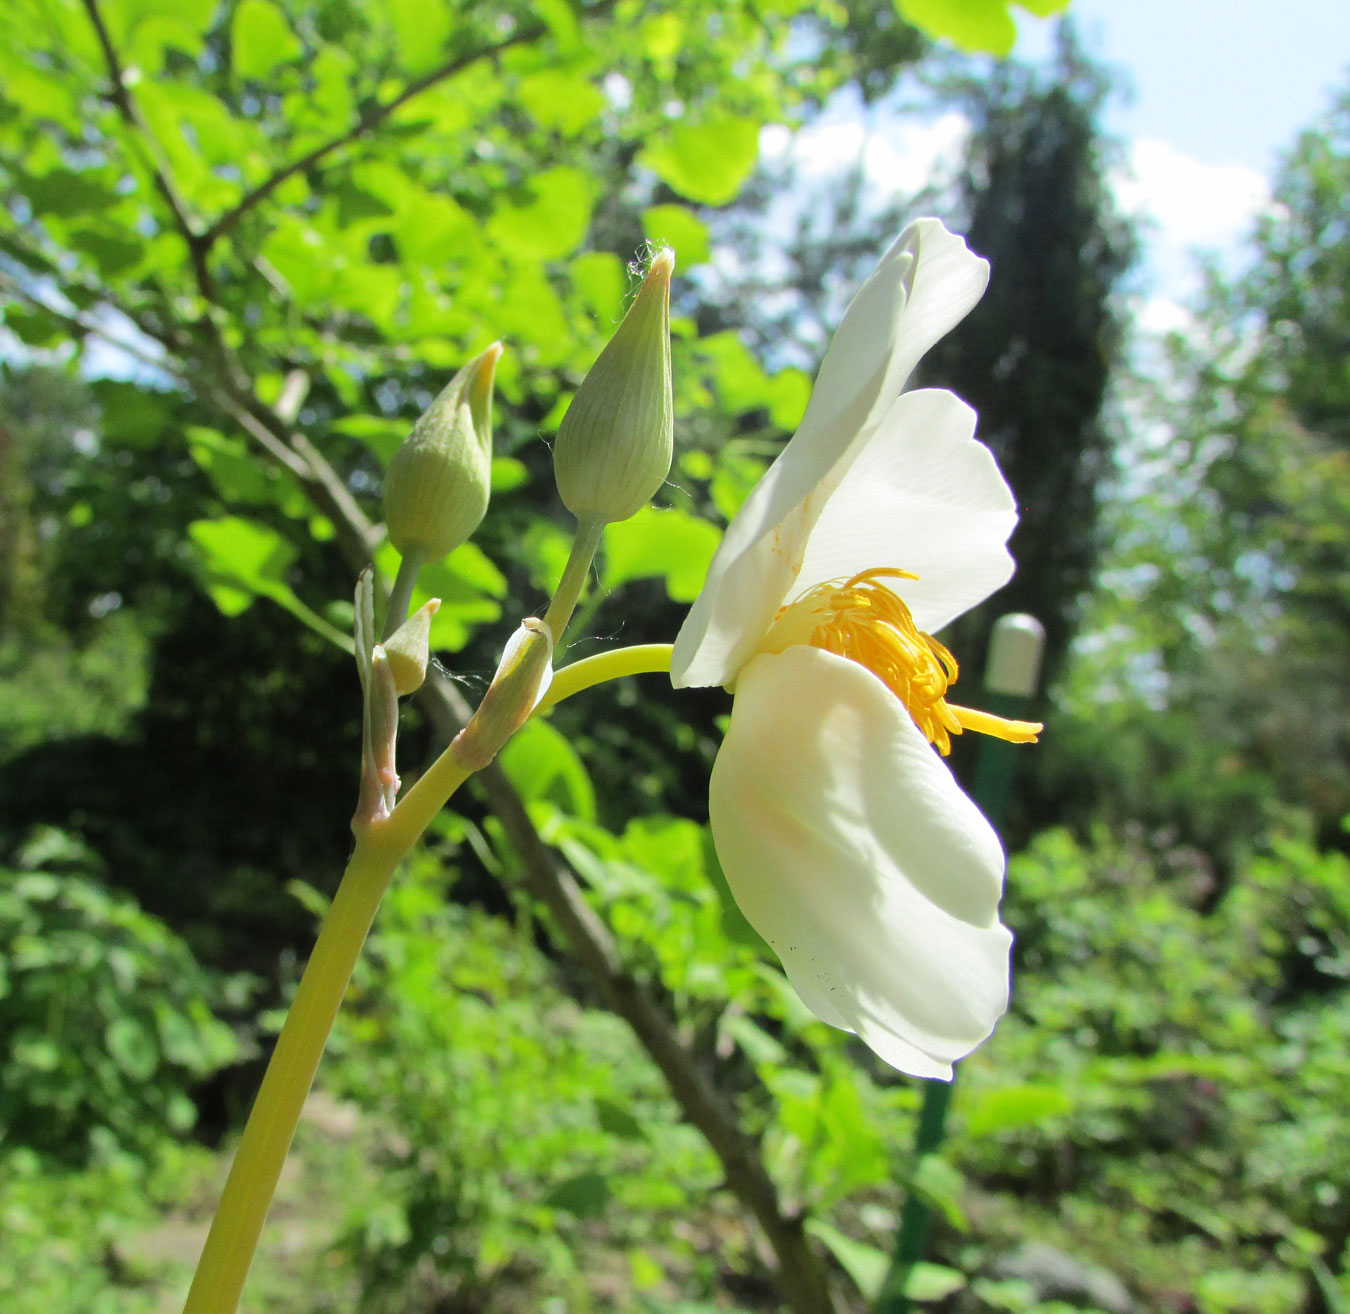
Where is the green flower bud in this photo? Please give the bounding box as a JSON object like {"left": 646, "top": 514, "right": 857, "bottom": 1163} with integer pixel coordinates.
{"left": 384, "top": 598, "right": 440, "bottom": 696}
{"left": 383, "top": 343, "right": 501, "bottom": 560}
{"left": 554, "top": 249, "right": 674, "bottom": 524}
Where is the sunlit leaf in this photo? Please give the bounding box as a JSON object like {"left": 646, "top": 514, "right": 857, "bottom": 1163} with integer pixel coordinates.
{"left": 487, "top": 166, "right": 593, "bottom": 261}
{"left": 638, "top": 117, "right": 759, "bottom": 206}
{"left": 602, "top": 506, "right": 720, "bottom": 603}
{"left": 641, "top": 204, "right": 711, "bottom": 266}
{"left": 388, "top": 0, "right": 451, "bottom": 75}
{"left": 893, "top": 0, "right": 1066, "bottom": 56}
{"left": 499, "top": 718, "right": 597, "bottom": 821}
{"left": 517, "top": 68, "right": 605, "bottom": 134}
{"left": 805, "top": 1220, "right": 890, "bottom": 1300}
{"left": 964, "top": 1083, "right": 1073, "bottom": 1137}
{"left": 232, "top": 0, "right": 304, "bottom": 79}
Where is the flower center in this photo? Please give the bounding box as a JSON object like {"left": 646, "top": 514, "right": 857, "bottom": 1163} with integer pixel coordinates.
{"left": 763, "top": 568, "right": 1042, "bottom": 755}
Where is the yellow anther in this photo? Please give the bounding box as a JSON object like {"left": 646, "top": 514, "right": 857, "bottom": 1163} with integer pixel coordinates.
{"left": 765, "top": 568, "right": 1043, "bottom": 755}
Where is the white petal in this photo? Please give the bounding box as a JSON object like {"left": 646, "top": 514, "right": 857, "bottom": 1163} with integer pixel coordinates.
{"left": 794, "top": 389, "right": 1017, "bottom": 633}
{"left": 708, "top": 647, "right": 1011, "bottom": 1078}
{"left": 672, "top": 220, "right": 989, "bottom": 690}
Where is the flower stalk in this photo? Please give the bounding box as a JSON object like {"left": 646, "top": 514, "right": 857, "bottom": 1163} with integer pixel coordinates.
{"left": 542, "top": 514, "right": 605, "bottom": 644}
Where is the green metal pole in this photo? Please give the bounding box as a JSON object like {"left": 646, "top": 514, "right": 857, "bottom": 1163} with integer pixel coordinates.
{"left": 876, "top": 614, "right": 1045, "bottom": 1313}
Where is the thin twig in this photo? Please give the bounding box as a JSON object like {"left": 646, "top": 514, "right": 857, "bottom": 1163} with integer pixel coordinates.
{"left": 0, "top": 272, "right": 168, "bottom": 376}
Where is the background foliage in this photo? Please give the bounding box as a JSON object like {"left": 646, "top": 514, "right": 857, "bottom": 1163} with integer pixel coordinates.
{"left": 1, "top": 0, "right": 1346, "bottom": 1311}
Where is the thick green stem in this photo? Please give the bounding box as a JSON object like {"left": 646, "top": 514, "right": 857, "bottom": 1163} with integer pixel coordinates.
{"left": 183, "top": 840, "right": 391, "bottom": 1314}
{"left": 180, "top": 637, "right": 672, "bottom": 1314}
{"left": 182, "top": 757, "right": 470, "bottom": 1314}
{"left": 542, "top": 515, "right": 605, "bottom": 644}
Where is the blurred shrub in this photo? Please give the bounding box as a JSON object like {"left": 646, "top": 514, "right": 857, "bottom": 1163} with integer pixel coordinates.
{"left": 0, "top": 827, "right": 249, "bottom": 1161}
{"left": 326, "top": 854, "right": 733, "bottom": 1311}
{"left": 0, "top": 1141, "right": 208, "bottom": 1314}
{"left": 954, "top": 825, "right": 1350, "bottom": 1303}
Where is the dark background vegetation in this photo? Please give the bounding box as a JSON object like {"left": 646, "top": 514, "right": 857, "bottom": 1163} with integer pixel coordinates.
{"left": 2, "top": 0, "right": 1347, "bottom": 1310}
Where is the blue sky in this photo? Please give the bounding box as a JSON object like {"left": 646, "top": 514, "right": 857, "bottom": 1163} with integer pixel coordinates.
{"left": 1018, "top": 0, "right": 1349, "bottom": 175}
{"left": 1017, "top": 0, "right": 1349, "bottom": 325}
{"left": 754, "top": 2, "right": 1347, "bottom": 339}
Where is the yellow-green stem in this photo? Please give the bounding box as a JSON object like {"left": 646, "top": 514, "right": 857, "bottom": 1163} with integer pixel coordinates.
{"left": 537, "top": 643, "right": 673, "bottom": 714}
{"left": 182, "top": 757, "right": 470, "bottom": 1314}
{"left": 542, "top": 515, "right": 605, "bottom": 643}
{"left": 383, "top": 548, "right": 424, "bottom": 641}
{"left": 180, "top": 636, "right": 670, "bottom": 1313}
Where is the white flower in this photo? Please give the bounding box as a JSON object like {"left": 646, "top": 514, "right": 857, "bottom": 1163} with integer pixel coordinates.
{"left": 671, "top": 219, "right": 1040, "bottom": 1079}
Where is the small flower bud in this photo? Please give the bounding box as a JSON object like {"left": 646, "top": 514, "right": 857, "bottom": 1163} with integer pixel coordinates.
{"left": 450, "top": 617, "right": 554, "bottom": 771}
{"left": 384, "top": 598, "right": 440, "bottom": 696}
{"left": 383, "top": 343, "right": 502, "bottom": 560}
{"left": 356, "top": 644, "right": 401, "bottom": 825}
{"left": 554, "top": 249, "right": 674, "bottom": 524}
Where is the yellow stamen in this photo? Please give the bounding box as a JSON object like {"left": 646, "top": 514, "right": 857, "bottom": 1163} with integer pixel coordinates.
{"left": 765, "top": 568, "right": 1043, "bottom": 756}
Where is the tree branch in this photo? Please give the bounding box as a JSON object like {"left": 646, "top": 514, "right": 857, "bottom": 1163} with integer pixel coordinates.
{"left": 79, "top": 0, "right": 216, "bottom": 304}
{"left": 0, "top": 272, "right": 170, "bottom": 377}
{"left": 197, "top": 0, "right": 616, "bottom": 252}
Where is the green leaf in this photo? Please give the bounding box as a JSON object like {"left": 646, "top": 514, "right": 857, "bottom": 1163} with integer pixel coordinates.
{"left": 488, "top": 166, "right": 593, "bottom": 261}
{"left": 544, "top": 1170, "right": 610, "bottom": 1218}
{"left": 696, "top": 331, "right": 775, "bottom": 413}
{"left": 640, "top": 11, "right": 683, "bottom": 59}
{"left": 24, "top": 168, "right": 118, "bottom": 217}
{"left": 517, "top": 68, "right": 604, "bottom": 134}
{"left": 330, "top": 413, "right": 407, "bottom": 464}
{"left": 902, "top": 1262, "right": 968, "bottom": 1301}
{"left": 595, "top": 1097, "right": 647, "bottom": 1141}
{"left": 963, "top": 1083, "right": 1073, "bottom": 1137}
{"left": 642, "top": 204, "right": 711, "bottom": 266}
{"left": 805, "top": 1220, "right": 890, "bottom": 1300}
{"left": 602, "top": 507, "right": 720, "bottom": 603}
{"left": 893, "top": 0, "right": 1030, "bottom": 56}
{"left": 373, "top": 540, "right": 505, "bottom": 650}
{"left": 910, "top": 1153, "right": 969, "bottom": 1230}
{"left": 68, "top": 228, "right": 144, "bottom": 277}
{"left": 767, "top": 367, "right": 811, "bottom": 430}
{"left": 189, "top": 516, "right": 352, "bottom": 649}
{"left": 490, "top": 456, "right": 529, "bottom": 492}
{"left": 639, "top": 117, "right": 759, "bottom": 206}
{"left": 188, "top": 515, "right": 296, "bottom": 615}
{"left": 91, "top": 383, "right": 165, "bottom": 451}
{"left": 106, "top": 1017, "right": 159, "bottom": 1082}
{"left": 232, "top": 0, "right": 303, "bottom": 79}
{"left": 387, "top": 0, "right": 451, "bottom": 75}
{"left": 498, "top": 718, "right": 596, "bottom": 821}
{"left": 570, "top": 251, "right": 627, "bottom": 328}
{"left": 188, "top": 426, "right": 306, "bottom": 515}
{"left": 3, "top": 304, "right": 66, "bottom": 348}
{"left": 527, "top": 0, "right": 580, "bottom": 48}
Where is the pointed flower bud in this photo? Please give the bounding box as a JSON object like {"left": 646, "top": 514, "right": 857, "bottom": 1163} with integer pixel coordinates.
{"left": 384, "top": 598, "right": 440, "bottom": 696}
{"left": 554, "top": 249, "right": 674, "bottom": 524}
{"left": 383, "top": 343, "right": 501, "bottom": 560}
